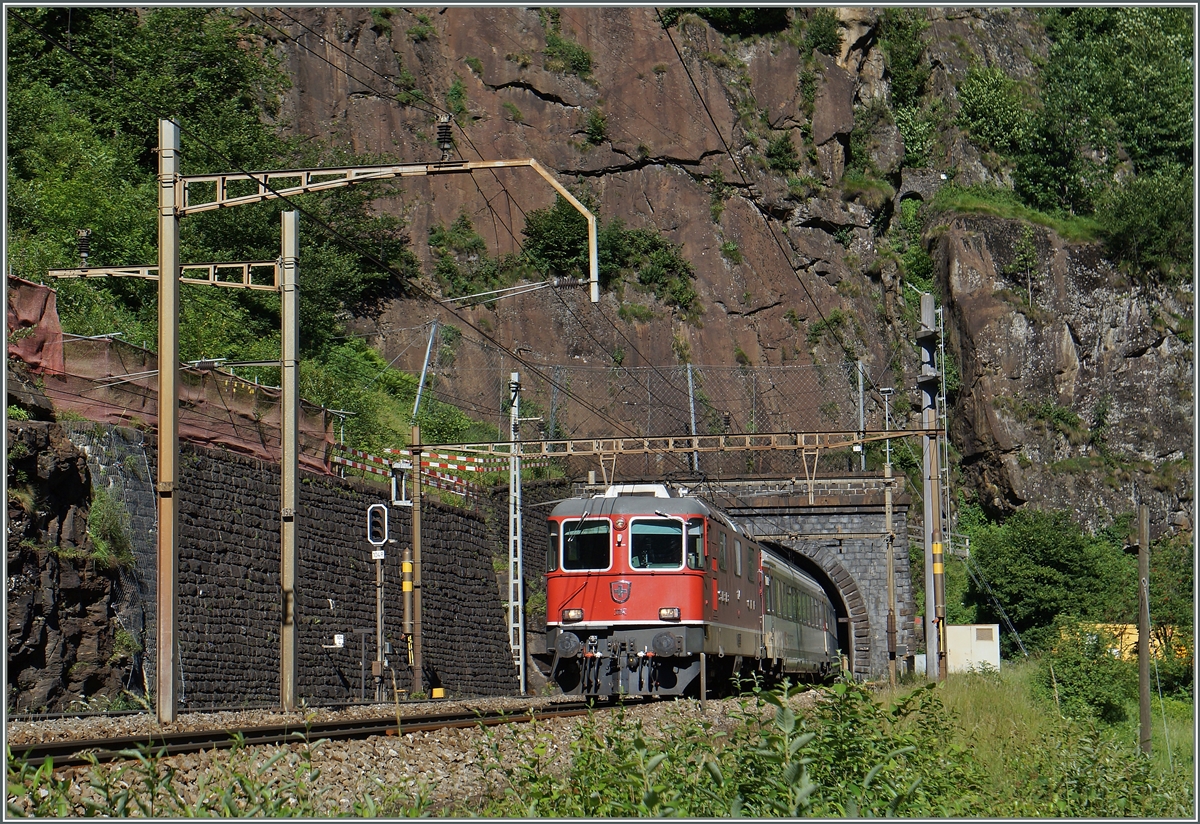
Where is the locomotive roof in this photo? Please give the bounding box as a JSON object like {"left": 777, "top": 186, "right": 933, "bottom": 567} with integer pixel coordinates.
{"left": 550, "top": 486, "right": 748, "bottom": 534}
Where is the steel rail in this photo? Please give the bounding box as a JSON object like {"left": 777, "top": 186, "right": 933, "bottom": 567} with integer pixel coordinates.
{"left": 10, "top": 703, "right": 594, "bottom": 769}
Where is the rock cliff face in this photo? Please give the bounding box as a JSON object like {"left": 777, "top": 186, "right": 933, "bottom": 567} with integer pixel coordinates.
{"left": 253, "top": 7, "right": 1190, "bottom": 531}
{"left": 6, "top": 423, "right": 128, "bottom": 712}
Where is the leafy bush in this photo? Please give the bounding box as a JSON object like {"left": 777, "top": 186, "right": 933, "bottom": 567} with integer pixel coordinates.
{"left": 956, "top": 66, "right": 1031, "bottom": 155}
{"left": 1039, "top": 618, "right": 1137, "bottom": 723}
{"left": 584, "top": 108, "right": 607, "bottom": 145}
{"left": 964, "top": 509, "right": 1137, "bottom": 656}
{"left": 679, "top": 7, "right": 790, "bottom": 36}
{"left": 522, "top": 197, "right": 700, "bottom": 318}
{"left": 1095, "top": 163, "right": 1193, "bottom": 282}
{"left": 765, "top": 132, "right": 800, "bottom": 174}
{"left": 892, "top": 105, "right": 935, "bottom": 168}
{"left": 878, "top": 8, "right": 929, "bottom": 109}
{"left": 445, "top": 77, "right": 467, "bottom": 117}
{"left": 544, "top": 32, "right": 592, "bottom": 76}
{"left": 86, "top": 487, "right": 135, "bottom": 569}
{"left": 521, "top": 195, "right": 591, "bottom": 276}
{"left": 804, "top": 9, "right": 842, "bottom": 56}
{"left": 806, "top": 308, "right": 851, "bottom": 346}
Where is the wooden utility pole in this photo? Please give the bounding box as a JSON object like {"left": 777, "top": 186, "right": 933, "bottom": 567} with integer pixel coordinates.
{"left": 1138, "top": 504, "right": 1151, "bottom": 755}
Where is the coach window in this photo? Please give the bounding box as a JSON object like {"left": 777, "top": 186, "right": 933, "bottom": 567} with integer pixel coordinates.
{"left": 547, "top": 521, "right": 560, "bottom": 572}
{"left": 630, "top": 518, "right": 683, "bottom": 569}
{"left": 562, "top": 519, "right": 611, "bottom": 570}
{"left": 718, "top": 533, "right": 728, "bottom": 571}
{"left": 734, "top": 540, "right": 743, "bottom": 577}
{"left": 686, "top": 518, "right": 705, "bottom": 570}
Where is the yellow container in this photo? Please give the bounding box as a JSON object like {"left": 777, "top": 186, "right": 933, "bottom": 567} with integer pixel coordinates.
{"left": 431, "top": 687, "right": 445, "bottom": 699}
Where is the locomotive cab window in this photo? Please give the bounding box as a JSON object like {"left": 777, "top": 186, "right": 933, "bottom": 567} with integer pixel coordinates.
{"left": 630, "top": 518, "right": 683, "bottom": 569}
{"left": 718, "top": 533, "right": 727, "bottom": 571}
{"left": 686, "top": 518, "right": 705, "bottom": 570}
{"left": 562, "top": 519, "right": 611, "bottom": 570}
{"left": 547, "top": 521, "right": 560, "bottom": 572}
{"left": 734, "top": 540, "right": 742, "bottom": 577}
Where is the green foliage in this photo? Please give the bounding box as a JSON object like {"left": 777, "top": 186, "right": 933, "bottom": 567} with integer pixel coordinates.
{"left": 765, "top": 132, "right": 800, "bottom": 174}
{"left": 7, "top": 405, "right": 31, "bottom": 421}
{"left": 445, "top": 77, "right": 467, "bottom": 117}
{"left": 846, "top": 98, "right": 894, "bottom": 175}
{"left": 428, "top": 213, "right": 522, "bottom": 301}
{"left": 952, "top": 8, "right": 1195, "bottom": 279}
{"left": 522, "top": 196, "right": 700, "bottom": 318}
{"left": 1039, "top": 618, "right": 1137, "bottom": 723}
{"left": 617, "top": 303, "right": 654, "bottom": 323}
{"left": 7, "top": 6, "right": 418, "bottom": 374}
{"left": 963, "top": 509, "right": 1137, "bottom": 656}
{"left": 406, "top": 13, "right": 434, "bottom": 42}
{"left": 806, "top": 308, "right": 851, "bottom": 346}
{"left": 1040, "top": 8, "right": 1192, "bottom": 176}
{"left": 708, "top": 168, "right": 731, "bottom": 222}
{"left": 543, "top": 18, "right": 592, "bottom": 78}
{"left": 841, "top": 170, "right": 895, "bottom": 211}
{"left": 521, "top": 195, "right": 591, "bottom": 276}
{"left": 671, "top": 7, "right": 789, "bottom": 36}
{"left": 500, "top": 101, "right": 523, "bottom": 123}
{"left": 86, "top": 487, "right": 136, "bottom": 570}
{"left": 956, "top": 66, "right": 1032, "bottom": 155}
{"left": 804, "top": 9, "right": 843, "bottom": 56}
{"left": 1095, "top": 163, "right": 1193, "bottom": 282}
{"left": 368, "top": 8, "right": 394, "bottom": 37}
{"left": 301, "top": 340, "right": 495, "bottom": 454}
{"left": 583, "top": 108, "right": 607, "bottom": 145}
{"left": 929, "top": 183, "right": 1101, "bottom": 242}
{"left": 719, "top": 241, "right": 741, "bottom": 264}
{"left": 878, "top": 8, "right": 929, "bottom": 109}
{"left": 892, "top": 105, "right": 936, "bottom": 168}
{"left": 463, "top": 55, "right": 483, "bottom": 74}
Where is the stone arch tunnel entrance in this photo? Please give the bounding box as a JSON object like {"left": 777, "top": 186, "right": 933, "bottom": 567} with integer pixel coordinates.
{"left": 762, "top": 541, "right": 856, "bottom": 671}
{"left": 712, "top": 476, "right": 916, "bottom": 681}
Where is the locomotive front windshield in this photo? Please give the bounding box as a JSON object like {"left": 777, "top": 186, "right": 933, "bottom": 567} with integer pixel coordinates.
{"left": 562, "top": 519, "right": 611, "bottom": 570}
{"left": 630, "top": 518, "right": 683, "bottom": 569}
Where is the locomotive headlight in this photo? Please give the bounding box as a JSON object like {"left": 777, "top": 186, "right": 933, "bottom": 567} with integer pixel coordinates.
{"left": 659, "top": 607, "right": 681, "bottom": 621}
{"left": 562, "top": 608, "right": 584, "bottom": 623}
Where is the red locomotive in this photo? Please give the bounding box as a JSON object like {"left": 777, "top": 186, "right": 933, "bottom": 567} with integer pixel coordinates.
{"left": 543, "top": 483, "right": 839, "bottom": 697}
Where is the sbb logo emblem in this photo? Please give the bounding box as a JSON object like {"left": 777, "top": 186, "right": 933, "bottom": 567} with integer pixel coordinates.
{"left": 610, "top": 580, "right": 631, "bottom": 603}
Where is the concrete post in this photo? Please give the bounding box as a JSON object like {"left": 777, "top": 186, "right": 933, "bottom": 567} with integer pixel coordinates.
{"left": 410, "top": 425, "right": 424, "bottom": 696}
{"left": 156, "top": 119, "right": 180, "bottom": 724}
{"left": 280, "top": 211, "right": 299, "bottom": 711}
{"left": 1138, "top": 505, "right": 1151, "bottom": 755}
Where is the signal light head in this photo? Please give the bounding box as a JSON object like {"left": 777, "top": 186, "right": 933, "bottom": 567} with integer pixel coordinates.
{"left": 561, "top": 608, "right": 584, "bottom": 623}
{"left": 659, "top": 607, "right": 681, "bottom": 621}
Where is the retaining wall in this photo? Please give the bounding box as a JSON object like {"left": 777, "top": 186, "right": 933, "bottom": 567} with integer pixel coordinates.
{"left": 152, "top": 438, "right": 517, "bottom": 705}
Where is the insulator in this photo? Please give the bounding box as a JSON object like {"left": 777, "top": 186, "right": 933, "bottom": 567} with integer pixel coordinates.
{"left": 436, "top": 123, "right": 453, "bottom": 145}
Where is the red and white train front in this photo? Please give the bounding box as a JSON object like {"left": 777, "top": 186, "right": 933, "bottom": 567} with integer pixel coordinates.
{"left": 544, "top": 484, "right": 762, "bottom": 697}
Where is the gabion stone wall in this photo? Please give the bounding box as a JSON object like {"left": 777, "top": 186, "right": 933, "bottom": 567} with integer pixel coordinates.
{"left": 167, "top": 442, "right": 515, "bottom": 707}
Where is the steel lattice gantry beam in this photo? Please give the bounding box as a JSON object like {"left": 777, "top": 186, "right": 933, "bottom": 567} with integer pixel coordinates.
{"left": 433, "top": 429, "right": 937, "bottom": 459}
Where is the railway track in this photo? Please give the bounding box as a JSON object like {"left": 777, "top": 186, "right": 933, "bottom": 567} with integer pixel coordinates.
{"left": 10, "top": 702, "right": 594, "bottom": 769}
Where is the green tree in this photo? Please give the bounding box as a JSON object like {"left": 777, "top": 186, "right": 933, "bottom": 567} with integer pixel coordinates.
{"left": 965, "top": 510, "right": 1137, "bottom": 656}
{"left": 878, "top": 9, "right": 929, "bottom": 110}
{"left": 804, "top": 9, "right": 842, "bottom": 56}
{"left": 1095, "top": 163, "right": 1193, "bottom": 282}
{"left": 956, "top": 66, "right": 1031, "bottom": 155}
